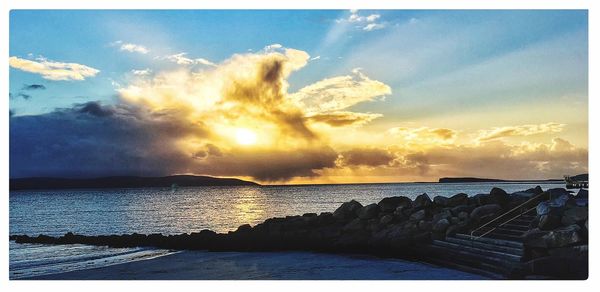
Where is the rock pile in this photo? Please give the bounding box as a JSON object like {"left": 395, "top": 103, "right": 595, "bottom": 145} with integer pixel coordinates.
{"left": 522, "top": 188, "right": 588, "bottom": 278}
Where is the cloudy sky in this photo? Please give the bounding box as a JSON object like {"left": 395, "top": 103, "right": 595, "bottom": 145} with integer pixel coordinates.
{"left": 9, "top": 10, "right": 588, "bottom": 184}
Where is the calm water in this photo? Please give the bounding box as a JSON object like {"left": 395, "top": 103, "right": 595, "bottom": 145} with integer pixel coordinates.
{"left": 9, "top": 181, "right": 563, "bottom": 279}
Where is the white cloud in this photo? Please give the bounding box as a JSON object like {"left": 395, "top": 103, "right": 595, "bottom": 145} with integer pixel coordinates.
{"left": 310, "top": 56, "right": 321, "bottom": 61}
{"left": 162, "top": 53, "right": 216, "bottom": 67}
{"left": 120, "top": 43, "right": 149, "bottom": 54}
{"left": 363, "top": 23, "right": 385, "bottom": 31}
{"left": 291, "top": 68, "right": 391, "bottom": 115}
{"left": 337, "top": 10, "right": 386, "bottom": 31}
{"left": 263, "top": 43, "right": 283, "bottom": 51}
{"left": 9, "top": 56, "right": 100, "bottom": 81}
{"left": 131, "top": 68, "right": 152, "bottom": 76}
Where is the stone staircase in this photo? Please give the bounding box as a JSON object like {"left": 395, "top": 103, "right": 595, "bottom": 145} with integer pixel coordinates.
{"left": 422, "top": 211, "right": 537, "bottom": 279}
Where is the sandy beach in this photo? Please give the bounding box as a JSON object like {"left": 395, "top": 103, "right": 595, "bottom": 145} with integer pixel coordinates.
{"left": 23, "top": 250, "right": 486, "bottom": 280}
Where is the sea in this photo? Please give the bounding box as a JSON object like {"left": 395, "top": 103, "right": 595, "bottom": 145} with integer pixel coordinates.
{"left": 9, "top": 181, "right": 564, "bottom": 279}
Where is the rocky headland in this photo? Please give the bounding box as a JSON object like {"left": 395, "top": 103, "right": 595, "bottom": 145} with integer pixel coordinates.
{"left": 10, "top": 186, "right": 588, "bottom": 279}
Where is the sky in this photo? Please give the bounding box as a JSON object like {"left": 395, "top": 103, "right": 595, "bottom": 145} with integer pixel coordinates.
{"left": 9, "top": 10, "right": 588, "bottom": 184}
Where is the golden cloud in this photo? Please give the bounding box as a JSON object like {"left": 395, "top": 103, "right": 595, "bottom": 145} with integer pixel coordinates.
{"left": 477, "top": 122, "right": 565, "bottom": 142}
{"left": 9, "top": 56, "right": 100, "bottom": 81}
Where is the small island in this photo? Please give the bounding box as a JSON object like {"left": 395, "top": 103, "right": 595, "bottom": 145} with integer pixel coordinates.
{"left": 9, "top": 175, "right": 259, "bottom": 191}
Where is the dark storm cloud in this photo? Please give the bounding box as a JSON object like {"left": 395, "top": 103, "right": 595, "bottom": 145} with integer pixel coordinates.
{"left": 194, "top": 147, "right": 338, "bottom": 182}
{"left": 9, "top": 101, "right": 209, "bottom": 178}
{"left": 22, "top": 84, "right": 46, "bottom": 90}
{"left": 340, "top": 148, "right": 395, "bottom": 167}
{"left": 10, "top": 100, "right": 338, "bottom": 182}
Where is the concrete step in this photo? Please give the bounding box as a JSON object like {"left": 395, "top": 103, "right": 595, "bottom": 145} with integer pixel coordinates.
{"left": 423, "top": 244, "right": 520, "bottom": 277}
{"left": 472, "top": 227, "right": 524, "bottom": 237}
{"left": 445, "top": 236, "right": 524, "bottom": 256}
{"left": 492, "top": 227, "right": 526, "bottom": 236}
{"left": 484, "top": 233, "right": 524, "bottom": 242}
{"left": 455, "top": 233, "right": 523, "bottom": 248}
{"left": 501, "top": 223, "right": 530, "bottom": 231}
{"left": 432, "top": 240, "right": 522, "bottom": 261}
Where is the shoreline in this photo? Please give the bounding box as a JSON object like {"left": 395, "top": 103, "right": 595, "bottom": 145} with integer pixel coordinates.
{"left": 21, "top": 250, "right": 487, "bottom": 280}
{"left": 11, "top": 186, "right": 588, "bottom": 280}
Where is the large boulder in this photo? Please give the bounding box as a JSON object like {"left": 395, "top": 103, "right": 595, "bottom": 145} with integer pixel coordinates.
{"left": 413, "top": 193, "right": 433, "bottom": 210}
{"left": 561, "top": 206, "right": 588, "bottom": 225}
{"left": 378, "top": 196, "right": 412, "bottom": 212}
{"left": 410, "top": 209, "right": 427, "bottom": 221}
{"left": 536, "top": 201, "right": 565, "bottom": 217}
{"left": 342, "top": 218, "right": 365, "bottom": 232}
{"left": 418, "top": 220, "right": 432, "bottom": 231}
{"left": 432, "top": 209, "right": 452, "bottom": 224}
{"left": 538, "top": 214, "right": 561, "bottom": 230}
{"left": 524, "top": 225, "right": 583, "bottom": 248}
{"left": 358, "top": 203, "right": 380, "bottom": 220}
{"left": 547, "top": 188, "right": 572, "bottom": 200}
{"left": 433, "top": 196, "right": 449, "bottom": 207}
{"left": 379, "top": 214, "right": 394, "bottom": 225}
{"left": 471, "top": 193, "right": 490, "bottom": 206}
{"left": 488, "top": 187, "right": 509, "bottom": 206}
{"left": 448, "top": 193, "right": 469, "bottom": 207}
{"left": 576, "top": 189, "right": 588, "bottom": 199}
{"left": 470, "top": 204, "right": 502, "bottom": 221}
{"left": 334, "top": 200, "right": 363, "bottom": 220}
{"left": 450, "top": 204, "right": 472, "bottom": 216}
{"left": 432, "top": 219, "right": 450, "bottom": 233}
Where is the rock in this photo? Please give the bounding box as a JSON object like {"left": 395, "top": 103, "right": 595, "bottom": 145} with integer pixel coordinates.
{"left": 561, "top": 206, "right": 588, "bottom": 225}
{"left": 548, "top": 245, "right": 588, "bottom": 258}
{"left": 387, "top": 226, "right": 413, "bottom": 248}
{"left": 524, "top": 225, "right": 583, "bottom": 248}
{"left": 236, "top": 224, "right": 252, "bottom": 233}
{"left": 410, "top": 209, "right": 427, "bottom": 221}
{"left": 450, "top": 204, "right": 471, "bottom": 216}
{"left": 514, "top": 186, "right": 544, "bottom": 198}
{"left": 470, "top": 204, "right": 502, "bottom": 221}
{"left": 489, "top": 187, "right": 509, "bottom": 205}
{"left": 576, "top": 189, "right": 588, "bottom": 199}
{"left": 449, "top": 216, "right": 460, "bottom": 225}
{"left": 334, "top": 200, "right": 363, "bottom": 220}
{"left": 358, "top": 203, "right": 380, "bottom": 220}
{"left": 536, "top": 201, "right": 564, "bottom": 217}
{"left": 433, "top": 209, "right": 452, "bottom": 223}
{"left": 446, "top": 222, "right": 468, "bottom": 236}
{"left": 379, "top": 214, "right": 394, "bottom": 225}
{"left": 413, "top": 193, "right": 432, "bottom": 210}
{"left": 433, "top": 196, "right": 449, "bottom": 207}
{"left": 547, "top": 188, "right": 572, "bottom": 200}
{"left": 342, "top": 218, "right": 365, "bottom": 232}
{"left": 471, "top": 193, "right": 489, "bottom": 206}
{"left": 458, "top": 211, "right": 469, "bottom": 221}
{"left": 378, "top": 196, "right": 412, "bottom": 212}
{"left": 448, "top": 193, "right": 469, "bottom": 207}
{"left": 538, "top": 214, "right": 561, "bottom": 230}
{"left": 432, "top": 219, "right": 450, "bottom": 233}
{"left": 418, "top": 220, "right": 432, "bottom": 231}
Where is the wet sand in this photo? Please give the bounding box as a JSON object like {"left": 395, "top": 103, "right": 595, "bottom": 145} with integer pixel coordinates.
{"left": 24, "top": 250, "right": 486, "bottom": 280}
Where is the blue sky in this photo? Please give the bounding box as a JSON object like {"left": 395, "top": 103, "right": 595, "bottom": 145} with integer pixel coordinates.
{"left": 9, "top": 10, "right": 589, "bottom": 182}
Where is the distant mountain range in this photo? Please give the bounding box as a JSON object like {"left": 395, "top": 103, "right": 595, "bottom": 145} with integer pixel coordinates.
{"left": 438, "top": 177, "right": 564, "bottom": 183}
{"left": 9, "top": 175, "right": 259, "bottom": 191}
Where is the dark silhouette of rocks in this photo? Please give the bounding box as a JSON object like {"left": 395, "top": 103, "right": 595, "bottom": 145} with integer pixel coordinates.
{"left": 10, "top": 186, "right": 588, "bottom": 279}
{"left": 9, "top": 175, "right": 258, "bottom": 191}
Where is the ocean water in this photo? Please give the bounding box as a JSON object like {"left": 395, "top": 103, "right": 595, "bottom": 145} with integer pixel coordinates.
{"left": 9, "top": 181, "right": 564, "bottom": 279}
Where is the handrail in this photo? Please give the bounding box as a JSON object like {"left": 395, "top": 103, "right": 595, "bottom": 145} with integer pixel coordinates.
{"left": 469, "top": 191, "right": 547, "bottom": 239}
{"left": 475, "top": 205, "right": 537, "bottom": 239}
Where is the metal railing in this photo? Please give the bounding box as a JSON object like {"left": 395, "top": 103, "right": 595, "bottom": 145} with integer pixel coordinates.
{"left": 469, "top": 191, "right": 548, "bottom": 240}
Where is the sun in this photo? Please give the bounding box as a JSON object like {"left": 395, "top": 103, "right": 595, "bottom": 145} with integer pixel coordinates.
{"left": 235, "top": 128, "right": 258, "bottom": 146}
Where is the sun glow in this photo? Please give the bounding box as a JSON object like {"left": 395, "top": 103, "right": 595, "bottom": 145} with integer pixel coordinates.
{"left": 235, "top": 128, "right": 258, "bottom": 146}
